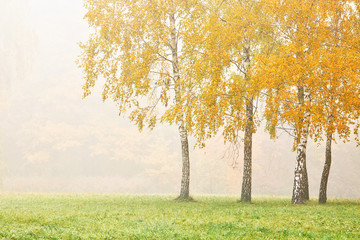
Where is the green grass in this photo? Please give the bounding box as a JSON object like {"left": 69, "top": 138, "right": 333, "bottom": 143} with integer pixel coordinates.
{"left": 0, "top": 194, "right": 359, "bottom": 239}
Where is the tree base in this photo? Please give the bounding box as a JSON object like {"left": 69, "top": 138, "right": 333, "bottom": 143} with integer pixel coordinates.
{"left": 237, "top": 199, "right": 252, "bottom": 204}
{"left": 291, "top": 199, "right": 305, "bottom": 204}
{"left": 174, "top": 196, "right": 194, "bottom": 202}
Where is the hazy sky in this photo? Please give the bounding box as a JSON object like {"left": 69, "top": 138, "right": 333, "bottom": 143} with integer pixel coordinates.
{"left": 0, "top": 0, "right": 359, "bottom": 198}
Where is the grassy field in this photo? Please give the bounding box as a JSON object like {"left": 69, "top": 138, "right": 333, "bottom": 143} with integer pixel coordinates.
{"left": 0, "top": 194, "right": 359, "bottom": 239}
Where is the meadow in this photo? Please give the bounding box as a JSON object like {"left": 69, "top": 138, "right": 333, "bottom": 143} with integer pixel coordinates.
{"left": 0, "top": 194, "right": 359, "bottom": 239}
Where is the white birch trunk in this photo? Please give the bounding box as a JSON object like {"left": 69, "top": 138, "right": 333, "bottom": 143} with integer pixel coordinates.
{"left": 240, "top": 37, "right": 253, "bottom": 202}
{"left": 170, "top": 10, "right": 191, "bottom": 200}
{"left": 292, "top": 85, "right": 311, "bottom": 204}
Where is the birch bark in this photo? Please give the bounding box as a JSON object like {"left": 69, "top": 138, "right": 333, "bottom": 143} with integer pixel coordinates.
{"left": 170, "top": 11, "right": 191, "bottom": 200}
{"left": 292, "top": 85, "right": 311, "bottom": 204}
{"left": 240, "top": 37, "right": 253, "bottom": 202}
{"left": 319, "top": 133, "right": 332, "bottom": 204}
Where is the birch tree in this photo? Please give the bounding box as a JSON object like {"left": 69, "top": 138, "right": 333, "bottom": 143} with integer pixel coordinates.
{"left": 79, "top": 0, "right": 202, "bottom": 201}
{"left": 259, "top": 0, "right": 360, "bottom": 204}
{"left": 311, "top": 1, "right": 360, "bottom": 204}
{"left": 182, "top": 0, "right": 275, "bottom": 202}
{"left": 257, "top": 0, "right": 327, "bottom": 204}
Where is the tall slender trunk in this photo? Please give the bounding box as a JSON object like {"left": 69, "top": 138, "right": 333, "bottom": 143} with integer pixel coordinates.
{"left": 319, "top": 133, "right": 332, "bottom": 204}
{"left": 240, "top": 37, "right": 253, "bottom": 203}
{"left": 318, "top": 10, "right": 337, "bottom": 203}
{"left": 170, "top": 10, "right": 191, "bottom": 200}
{"left": 296, "top": 79, "right": 310, "bottom": 202}
{"left": 292, "top": 86, "right": 311, "bottom": 204}
{"left": 178, "top": 125, "right": 190, "bottom": 199}
{"left": 241, "top": 99, "right": 253, "bottom": 202}
{"left": 292, "top": 134, "right": 308, "bottom": 204}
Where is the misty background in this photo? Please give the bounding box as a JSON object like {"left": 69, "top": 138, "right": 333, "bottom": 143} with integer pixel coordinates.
{"left": 0, "top": 0, "right": 359, "bottom": 198}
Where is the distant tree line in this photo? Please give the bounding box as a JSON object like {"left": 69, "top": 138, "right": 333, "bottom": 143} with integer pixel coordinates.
{"left": 78, "top": 0, "right": 360, "bottom": 204}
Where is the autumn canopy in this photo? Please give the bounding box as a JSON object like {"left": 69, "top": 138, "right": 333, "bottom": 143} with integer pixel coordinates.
{"left": 79, "top": 0, "right": 360, "bottom": 204}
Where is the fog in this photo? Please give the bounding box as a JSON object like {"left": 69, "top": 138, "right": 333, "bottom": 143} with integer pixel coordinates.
{"left": 0, "top": 0, "right": 359, "bottom": 198}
